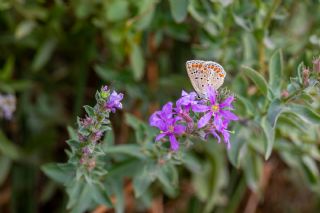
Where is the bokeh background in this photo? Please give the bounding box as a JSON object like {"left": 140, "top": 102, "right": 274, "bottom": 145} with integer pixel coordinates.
{"left": 1, "top": 0, "right": 320, "bottom": 212}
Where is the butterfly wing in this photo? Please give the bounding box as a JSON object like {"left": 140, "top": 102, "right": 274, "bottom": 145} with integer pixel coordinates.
{"left": 186, "top": 60, "right": 209, "bottom": 97}
{"left": 204, "top": 61, "right": 226, "bottom": 90}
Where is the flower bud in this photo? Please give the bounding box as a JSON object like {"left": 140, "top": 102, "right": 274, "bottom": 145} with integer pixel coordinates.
{"left": 302, "top": 67, "right": 310, "bottom": 86}
{"left": 281, "top": 90, "right": 289, "bottom": 98}
{"left": 312, "top": 57, "right": 320, "bottom": 73}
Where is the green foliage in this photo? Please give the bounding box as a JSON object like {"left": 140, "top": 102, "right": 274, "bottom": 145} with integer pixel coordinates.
{"left": 1, "top": 0, "right": 320, "bottom": 212}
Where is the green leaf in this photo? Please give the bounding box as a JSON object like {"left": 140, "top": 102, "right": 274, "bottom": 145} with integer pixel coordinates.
{"left": 243, "top": 150, "right": 263, "bottom": 193}
{"left": 296, "top": 62, "right": 304, "bottom": 85}
{"left": 104, "top": 144, "right": 145, "bottom": 159}
{"left": 125, "top": 113, "right": 143, "bottom": 129}
{"left": 183, "top": 153, "right": 202, "bottom": 173}
{"left": 130, "top": 43, "right": 145, "bottom": 81}
{"left": 169, "top": 0, "right": 189, "bottom": 23}
{"left": 70, "top": 184, "right": 93, "bottom": 213}
{"left": 227, "top": 129, "right": 248, "bottom": 168}
{"left": 66, "top": 139, "right": 80, "bottom": 149}
{"left": 133, "top": 166, "right": 156, "bottom": 197}
{"left": 301, "top": 156, "right": 319, "bottom": 186}
{"left": 32, "top": 38, "right": 57, "bottom": 72}
{"left": 0, "top": 130, "right": 21, "bottom": 160}
{"left": 91, "top": 183, "right": 113, "bottom": 207}
{"left": 15, "top": 20, "right": 36, "bottom": 39}
{"left": 105, "top": 0, "right": 129, "bottom": 22}
{"left": 287, "top": 104, "right": 320, "bottom": 124}
{"left": 0, "top": 156, "right": 11, "bottom": 185}
{"left": 67, "top": 126, "right": 78, "bottom": 140}
{"left": 107, "top": 159, "right": 142, "bottom": 178}
{"left": 233, "top": 14, "right": 251, "bottom": 31}
{"left": 0, "top": 56, "right": 14, "bottom": 80}
{"left": 267, "top": 99, "right": 285, "bottom": 128}
{"left": 235, "top": 95, "right": 255, "bottom": 116}
{"left": 261, "top": 116, "right": 275, "bottom": 160}
{"left": 242, "top": 66, "right": 269, "bottom": 98}
{"left": 269, "top": 49, "right": 283, "bottom": 97}
{"left": 41, "top": 163, "right": 75, "bottom": 184}
{"left": 83, "top": 105, "right": 95, "bottom": 117}
{"left": 66, "top": 180, "right": 85, "bottom": 209}
{"left": 133, "top": 0, "right": 157, "bottom": 30}
{"left": 157, "top": 164, "right": 178, "bottom": 197}
{"left": 0, "top": 80, "right": 32, "bottom": 93}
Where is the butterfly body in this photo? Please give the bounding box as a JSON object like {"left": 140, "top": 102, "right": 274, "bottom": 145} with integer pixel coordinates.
{"left": 186, "top": 60, "right": 226, "bottom": 97}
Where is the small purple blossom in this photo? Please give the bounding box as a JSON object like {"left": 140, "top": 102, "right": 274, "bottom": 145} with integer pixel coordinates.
{"left": 0, "top": 94, "right": 16, "bottom": 120}
{"left": 102, "top": 85, "right": 108, "bottom": 92}
{"left": 206, "top": 120, "right": 231, "bottom": 149}
{"left": 175, "top": 91, "right": 198, "bottom": 132}
{"left": 193, "top": 87, "right": 238, "bottom": 129}
{"left": 81, "top": 116, "right": 94, "bottom": 127}
{"left": 82, "top": 146, "right": 91, "bottom": 155}
{"left": 149, "top": 102, "right": 185, "bottom": 151}
{"left": 105, "top": 91, "right": 123, "bottom": 113}
{"left": 150, "top": 102, "right": 175, "bottom": 127}
{"left": 78, "top": 133, "right": 87, "bottom": 142}
{"left": 91, "top": 130, "right": 103, "bottom": 143}
{"left": 176, "top": 91, "right": 198, "bottom": 113}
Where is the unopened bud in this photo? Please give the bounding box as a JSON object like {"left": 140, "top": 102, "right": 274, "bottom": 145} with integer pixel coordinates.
{"left": 312, "top": 56, "right": 320, "bottom": 73}
{"left": 302, "top": 67, "right": 310, "bottom": 86}
{"left": 88, "top": 159, "right": 96, "bottom": 170}
{"left": 281, "top": 90, "right": 289, "bottom": 98}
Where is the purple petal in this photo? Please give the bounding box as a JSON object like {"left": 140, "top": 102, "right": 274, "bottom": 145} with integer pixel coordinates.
{"left": 220, "top": 96, "right": 235, "bottom": 108}
{"left": 156, "top": 133, "right": 167, "bottom": 141}
{"left": 210, "top": 130, "right": 221, "bottom": 143}
{"left": 162, "top": 102, "right": 173, "bottom": 115}
{"left": 181, "top": 90, "right": 188, "bottom": 96}
{"left": 192, "top": 104, "right": 210, "bottom": 112}
{"left": 169, "top": 135, "right": 179, "bottom": 151}
{"left": 198, "top": 112, "right": 212, "bottom": 128}
{"left": 174, "top": 125, "right": 186, "bottom": 135}
{"left": 206, "top": 86, "right": 217, "bottom": 104}
{"left": 221, "top": 130, "right": 231, "bottom": 149}
{"left": 213, "top": 114, "right": 223, "bottom": 130}
{"left": 149, "top": 112, "right": 161, "bottom": 126}
{"left": 220, "top": 110, "right": 239, "bottom": 121}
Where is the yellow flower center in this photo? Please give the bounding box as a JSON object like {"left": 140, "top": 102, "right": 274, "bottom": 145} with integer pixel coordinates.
{"left": 212, "top": 104, "right": 219, "bottom": 112}
{"left": 168, "top": 125, "right": 174, "bottom": 132}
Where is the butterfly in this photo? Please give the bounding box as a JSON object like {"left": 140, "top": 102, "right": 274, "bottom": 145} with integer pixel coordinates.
{"left": 186, "top": 60, "right": 226, "bottom": 98}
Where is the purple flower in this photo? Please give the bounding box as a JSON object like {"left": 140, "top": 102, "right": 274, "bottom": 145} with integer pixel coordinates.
{"left": 78, "top": 133, "right": 87, "bottom": 142}
{"left": 102, "top": 85, "right": 108, "bottom": 92}
{"left": 176, "top": 91, "right": 198, "bottom": 112}
{"left": 193, "top": 87, "right": 238, "bottom": 129}
{"left": 154, "top": 117, "right": 186, "bottom": 151}
{"left": 91, "top": 130, "right": 103, "bottom": 143}
{"left": 0, "top": 94, "right": 16, "bottom": 120}
{"left": 81, "top": 116, "right": 94, "bottom": 127}
{"left": 149, "top": 102, "right": 185, "bottom": 151}
{"left": 82, "top": 146, "right": 92, "bottom": 155}
{"left": 149, "top": 102, "right": 175, "bottom": 128}
{"left": 175, "top": 91, "right": 198, "bottom": 131}
{"left": 105, "top": 91, "right": 123, "bottom": 113}
{"left": 206, "top": 120, "right": 231, "bottom": 149}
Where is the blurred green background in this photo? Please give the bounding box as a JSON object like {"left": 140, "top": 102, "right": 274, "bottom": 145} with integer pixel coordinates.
{"left": 1, "top": 0, "right": 320, "bottom": 212}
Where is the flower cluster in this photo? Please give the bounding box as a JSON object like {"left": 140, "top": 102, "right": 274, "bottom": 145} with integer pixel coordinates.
{"left": 149, "top": 87, "right": 238, "bottom": 151}
{"left": 76, "top": 85, "right": 123, "bottom": 169}
{"left": 0, "top": 94, "right": 16, "bottom": 120}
